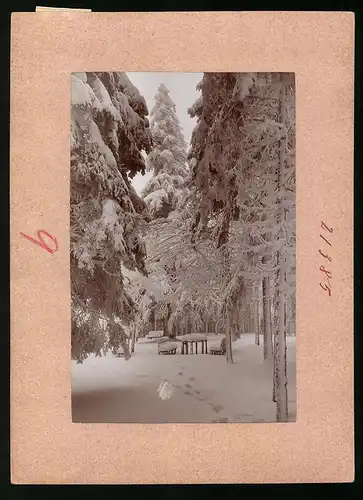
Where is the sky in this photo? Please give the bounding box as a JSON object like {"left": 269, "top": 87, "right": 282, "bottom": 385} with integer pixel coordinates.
{"left": 127, "top": 72, "right": 203, "bottom": 194}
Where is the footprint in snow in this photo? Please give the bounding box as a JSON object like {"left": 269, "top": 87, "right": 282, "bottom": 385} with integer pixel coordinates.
{"left": 210, "top": 403, "right": 224, "bottom": 413}
{"left": 185, "top": 383, "right": 193, "bottom": 389}
{"left": 178, "top": 372, "right": 183, "bottom": 376}
{"left": 189, "top": 377, "right": 195, "bottom": 382}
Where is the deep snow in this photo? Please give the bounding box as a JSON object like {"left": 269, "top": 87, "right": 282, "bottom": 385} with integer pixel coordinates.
{"left": 72, "top": 333, "right": 296, "bottom": 423}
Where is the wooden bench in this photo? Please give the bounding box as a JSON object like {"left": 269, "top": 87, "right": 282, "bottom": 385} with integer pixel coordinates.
{"left": 146, "top": 330, "right": 164, "bottom": 340}
{"left": 209, "top": 337, "right": 226, "bottom": 355}
{"left": 157, "top": 339, "right": 178, "bottom": 355}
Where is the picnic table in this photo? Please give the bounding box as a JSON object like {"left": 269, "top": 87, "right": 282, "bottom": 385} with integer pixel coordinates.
{"left": 180, "top": 333, "right": 208, "bottom": 355}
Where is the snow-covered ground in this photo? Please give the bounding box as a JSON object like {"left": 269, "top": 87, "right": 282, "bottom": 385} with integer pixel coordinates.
{"left": 72, "top": 334, "right": 296, "bottom": 423}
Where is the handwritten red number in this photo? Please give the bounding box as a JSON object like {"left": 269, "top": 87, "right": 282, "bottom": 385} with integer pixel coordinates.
{"left": 318, "top": 249, "right": 332, "bottom": 262}
{"left": 20, "top": 229, "right": 59, "bottom": 255}
{"left": 319, "top": 265, "right": 332, "bottom": 279}
{"left": 319, "top": 282, "right": 332, "bottom": 296}
{"left": 319, "top": 234, "right": 332, "bottom": 247}
{"left": 319, "top": 222, "right": 333, "bottom": 297}
{"left": 321, "top": 221, "right": 333, "bottom": 233}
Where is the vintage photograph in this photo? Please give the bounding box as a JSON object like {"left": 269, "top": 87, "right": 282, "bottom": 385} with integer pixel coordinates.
{"left": 71, "top": 72, "right": 296, "bottom": 424}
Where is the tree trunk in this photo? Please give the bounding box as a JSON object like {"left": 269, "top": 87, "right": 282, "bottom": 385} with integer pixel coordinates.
{"left": 274, "top": 278, "right": 287, "bottom": 419}
{"left": 162, "top": 304, "right": 173, "bottom": 338}
{"left": 263, "top": 269, "right": 273, "bottom": 360}
{"left": 231, "top": 316, "right": 237, "bottom": 342}
{"left": 162, "top": 316, "right": 168, "bottom": 336}
{"left": 254, "top": 310, "right": 259, "bottom": 344}
{"left": 217, "top": 208, "right": 235, "bottom": 364}
{"left": 272, "top": 319, "right": 277, "bottom": 402}
{"left": 275, "top": 75, "right": 288, "bottom": 422}
{"left": 119, "top": 329, "right": 131, "bottom": 361}
{"left": 230, "top": 304, "right": 238, "bottom": 342}
{"left": 131, "top": 324, "right": 136, "bottom": 353}
{"left": 255, "top": 284, "right": 261, "bottom": 345}
{"left": 251, "top": 283, "right": 259, "bottom": 345}
{"left": 226, "top": 326, "right": 234, "bottom": 363}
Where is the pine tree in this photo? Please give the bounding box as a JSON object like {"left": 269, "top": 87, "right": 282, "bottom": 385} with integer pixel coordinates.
{"left": 142, "top": 83, "right": 189, "bottom": 218}
{"left": 135, "top": 84, "right": 190, "bottom": 337}
{"left": 187, "top": 72, "right": 296, "bottom": 407}
{"left": 70, "top": 72, "right": 152, "bottom": 363}
{"left": 187, "top": 73, "right": 257, "bottom": 363}
{"left": 273, "top": 73, "right": 296, "bottom": 421}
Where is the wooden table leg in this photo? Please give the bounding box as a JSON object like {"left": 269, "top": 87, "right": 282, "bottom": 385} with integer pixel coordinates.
{"left": 196, "top": 342, "right": 198, "bottom": 354}
{"left": 185, "top": 342, "right": 188, "bottom": 355}
{"left": 191, "top": 342, "right": 193, "bottom": 354}
{"left": 181, "top": 342, "right": 184, "bottom": 355}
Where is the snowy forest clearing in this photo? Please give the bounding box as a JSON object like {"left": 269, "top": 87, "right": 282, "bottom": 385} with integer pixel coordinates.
{"left": 71, "top": 71, "right": 296, "bottom": 423}
{"left": 72, "top": 334, "right": 296, "bottom": 423}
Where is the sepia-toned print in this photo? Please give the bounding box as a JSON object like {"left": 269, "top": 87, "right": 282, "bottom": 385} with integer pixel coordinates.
{"left": 71, "top": 72, "right": 296, "bottom": 424}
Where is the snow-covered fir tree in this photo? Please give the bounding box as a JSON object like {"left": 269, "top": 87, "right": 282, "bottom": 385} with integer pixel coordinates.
{"left": 187, "top": 72, "right": 295, "bottom": 420}
{"left": 142, "top": 83, "right": 189, "bottom": 218}
{"left": 71, "top": 72, "right": 152, "bottom": 363}
{"left": 129, "top": 83, "right": 191, "bottom": 337}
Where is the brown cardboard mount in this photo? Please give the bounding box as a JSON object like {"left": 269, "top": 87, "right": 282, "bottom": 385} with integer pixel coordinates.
{"left": 10, "top": 11, "right": 354, "bottom": 484}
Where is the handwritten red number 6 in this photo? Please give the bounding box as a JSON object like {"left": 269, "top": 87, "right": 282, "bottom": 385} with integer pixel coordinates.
{"left": 20, "top": 229, "right": 59, "bottom": 255}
